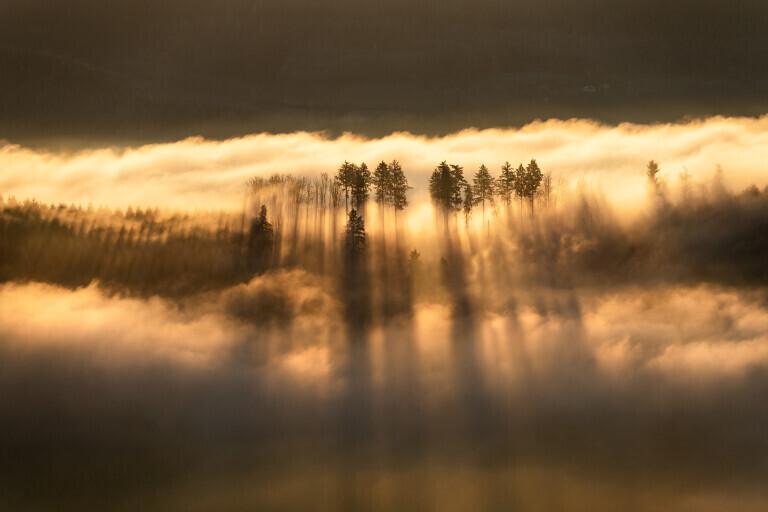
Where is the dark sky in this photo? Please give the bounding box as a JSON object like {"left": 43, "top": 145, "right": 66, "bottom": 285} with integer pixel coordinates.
{"left": 1, "top": 0, "right": 767, "bottom": 144}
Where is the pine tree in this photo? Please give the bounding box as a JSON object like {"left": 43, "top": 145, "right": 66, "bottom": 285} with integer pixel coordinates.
{"left": 248, "top": 204, "right": 274, "bottom": 270}
{"left": 462, "top": 184, "right": 474, "bottom": 225}
{"left": 525, "top": 159, "right": 544, "bottom": 217}
{"left": 336, "top": 161, "right": 356, "bottom": 211}
{"left": 513, "top": 163, "right": 527, "bottom": 228}
{"left": 429, "top": 161, "right": 465, "bottom": 213}
{"left": 345, "top": 209, "right": 366, "bottom": 255}
{"left": 473, "top": 164, "right": 495, "bottom": 223}
{"left": 351, "top": 163, "right": 371, "bottom": 210}
{"left": 647, "top": 160, "right": 661, "bottom": 186}
{"left": 390, "top": 160, "right": 410, "bottom": 211}
{"left": 373, "top": 161, "right": 392, "bottom": 204}
{"left": 497, "top": 161, "right": 515, "bottom": 204}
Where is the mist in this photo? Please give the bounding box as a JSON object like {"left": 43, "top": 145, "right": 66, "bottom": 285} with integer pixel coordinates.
{"left": 3, "top": 137, "right": 768, "bottom": 510}
{"left": 3, "top": 115, "right": 768, "bottom": 214}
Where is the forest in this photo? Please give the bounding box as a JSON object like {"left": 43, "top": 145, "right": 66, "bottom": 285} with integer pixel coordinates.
{"left": 2, "top": 159, "right": 767, "bottom": 306}
{"left": 3, "top": 159, "right": 768, "bottom": 511}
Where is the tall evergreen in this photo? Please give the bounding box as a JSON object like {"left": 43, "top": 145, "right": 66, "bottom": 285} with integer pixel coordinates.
{"left": 513, "top": 163, "right": 527, "bottom": 216}
{"left": 344, "top": 209, "right": 366, "bottom": 255}
{"left": 429, "top": 161, "right": 465, "bottom": 212}
{"left": 525, "top": 159, "right": 544, "bottom": 216}
{"left": 336, "top": 161, "right": 356, "bottom": 211}
{"left": 462, "top": 184, "right": 474, "bottom": 225}
{"left": 248, "top": 204, "right": 274, "bottom": 271}
{"left": 351, "top": 162, "right": 371, "bottom": 210}
{"left": 390, "top": 160, "right": 410, "bottom": 211}
{"left": 497, "top": 161, "right": 515, "bottom": 204}
{"left": 372, "top": 161, "right": 392, "bottom": 204}
{"left": 473, "top": 164, "right": 495, "bottom": 222}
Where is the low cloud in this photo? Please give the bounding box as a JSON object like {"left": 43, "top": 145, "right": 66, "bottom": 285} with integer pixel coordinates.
{"left": 2, "top": 115, "right": 768, "bottom": 213}
{"left": 2, "top": 278, "right": 768, "bottom": 510}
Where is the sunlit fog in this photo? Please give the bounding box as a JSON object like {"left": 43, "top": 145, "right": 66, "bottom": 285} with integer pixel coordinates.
{"left": 3, "top": 117, "right": 768, "bottom": 510}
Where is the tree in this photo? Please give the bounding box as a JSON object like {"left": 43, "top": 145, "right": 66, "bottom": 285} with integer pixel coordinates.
{"left": 647, "top": 160, "right": 661, "bottom": 187}
{"left": 350, "top": 162, "right": 371, "bottom": 210}
{"left": 330, "top": 181, "right": 342, "bottom": 209}
{"left": 462, "top": 183, "right": 474, "bottom": 225}
{"left": 473, "top": 164, "right": 495, "bottom": 224}
{"left": 318, "top": 173, "right": 331, "bottom": 208}
{"left": 344, "top": 209, "right": 366, "bottom": 256}
{"left": 248, "top": 204, "right": 274, "bottom": 270}
{"left": 542, "top": 172, "right": 552, "bottom": 207}
{"left": 428, "top": 161, "right": 465, "bottom": 213}
{"left": 513, "top": 163, "right": 527, "bottom": 227}
{"left": 372, "top": 161, "right": 392, "bottom": 204}
{"left": 524, "top": 159, "right": 543, "bottom": 217}
{"left": 408, "top": 249, "right": 421, "bottom": 269}
{"left": 497, "top": 161, "right": 515, "bottom": 204}
{"left": 336, "top": 161, "right": 356, "bottom": 211}
{"left": 390, "top": 160, "right": 410, "bottom": 211}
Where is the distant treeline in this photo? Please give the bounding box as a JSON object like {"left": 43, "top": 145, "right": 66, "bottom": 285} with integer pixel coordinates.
{"left": 2, "top": 161, "right": 768, "bottom": 311}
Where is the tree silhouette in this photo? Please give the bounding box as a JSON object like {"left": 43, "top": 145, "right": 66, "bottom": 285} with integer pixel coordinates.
{"left": 497, "top": 161, "right": 515, "bottom": 205}
{"left": 330, "top": 180, "right": 342, "bottom": 209}
{"left": 542, "top": 172, "right": 552, "bottom": 207}
{"left": 647, "top": 160, "right": 661, "bottom": 187}
{"left": 372, "top": 159, "right": 409, "bottom": 212}
{"left": 248, "top": 204, "right": 274, "bottom": 271}
{"left": 473, "top": 164, "right": 495, "bottom": 225}
{"left": 336, "top": 161, "right": 356, "bottom": 211}
{"left": 344, "top": 209, "right": 366, "bottom": 256}
{"left": 390, "top": 160, "right": 410, "bottom": 211}
{"left": 373, "top": 161, "right": 392, "bottom": 205}
{"left": 513, "top": 163, "right": 527, "bottom": 228}
{"left": 524, "top": 159, "right": 544, "bottom": 217}
{"left": 462, "top": 184, "right": 474, "bottom": 226}
{"left": 429, "top": 161, "right": 463, "bottom": 213}
{"left": 351, "top": 163, "right": 371, "bottom": 210}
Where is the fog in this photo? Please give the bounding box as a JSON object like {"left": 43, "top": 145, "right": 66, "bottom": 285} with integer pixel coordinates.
{"left": 3, "top": 115, "right": 768, "bottom": 215}
{"left": 3, "top": 279, "right": 768, "bottom": 510}
{"left": 2, "top": 117, "right": 768, "bottom": 510}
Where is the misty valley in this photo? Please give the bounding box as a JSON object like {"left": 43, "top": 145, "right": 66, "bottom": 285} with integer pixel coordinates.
{"left": 2, "top": 161, "right": 768, "bottom": 510}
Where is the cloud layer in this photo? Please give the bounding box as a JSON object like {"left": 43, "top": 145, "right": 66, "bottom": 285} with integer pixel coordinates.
{"left": 3, "top": 115, "right": 768, "bottom": 213}
{"left": 2, "top": 277, "right": 768, "bottom": 510}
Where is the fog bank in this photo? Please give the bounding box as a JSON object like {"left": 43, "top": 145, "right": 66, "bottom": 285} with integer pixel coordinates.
{"left": 3, "top": 115, "right": 768, "bottom": 214}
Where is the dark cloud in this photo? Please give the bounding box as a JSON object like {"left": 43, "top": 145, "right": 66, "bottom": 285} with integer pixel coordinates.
{"left": 1, "top": 1, "right": 768, "bottom": 143}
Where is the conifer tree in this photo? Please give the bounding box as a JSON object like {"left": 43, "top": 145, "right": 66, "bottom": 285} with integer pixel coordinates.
{"left": 525, "top": 159, "right": 544, "bottom": 217}
{"left": 462, "top": 184, "right": 474, "bottom": 225}
{"left": 336, "top": 161, "right": 356, "bottom": 211}
{"left": 497, "top": 161, "right": 515, "bottom": 204}
{"left": 513, "top": 163, "right": 527, "bottom": 227}
{"left": 429, "top": 161, "right": 465, "bottom": 213}
{"left": 473, "top": 164, "right": 495, "bottom": 223}
{"left": 373, "top": 161, "right": 392, "bottom": 204}
{"left": 248, "top": 204, "right": 274, "bottom": 270}
{"left": 390, "top": 160, "right": 410, "bottom": 211}
{"left": 351, "top": 163, "right": 371, "bottom": 210}
{"left": 345, "top": 209, "right": 366, "bottom": 255}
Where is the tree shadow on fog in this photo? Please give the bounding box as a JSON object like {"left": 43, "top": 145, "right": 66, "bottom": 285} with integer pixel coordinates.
{"left": 435, "top": 216, "right": 493, "bottom": 448}
{"left": 334, "top": 208, "right": 375, "bottom": 511}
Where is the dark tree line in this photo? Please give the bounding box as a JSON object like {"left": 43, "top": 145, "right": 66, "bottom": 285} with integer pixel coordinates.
{"left": 336, "top": 160, "right": 410, "bottom": 212}
{"left": 429, "top": 159, "right": 549, "bottom": 224}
